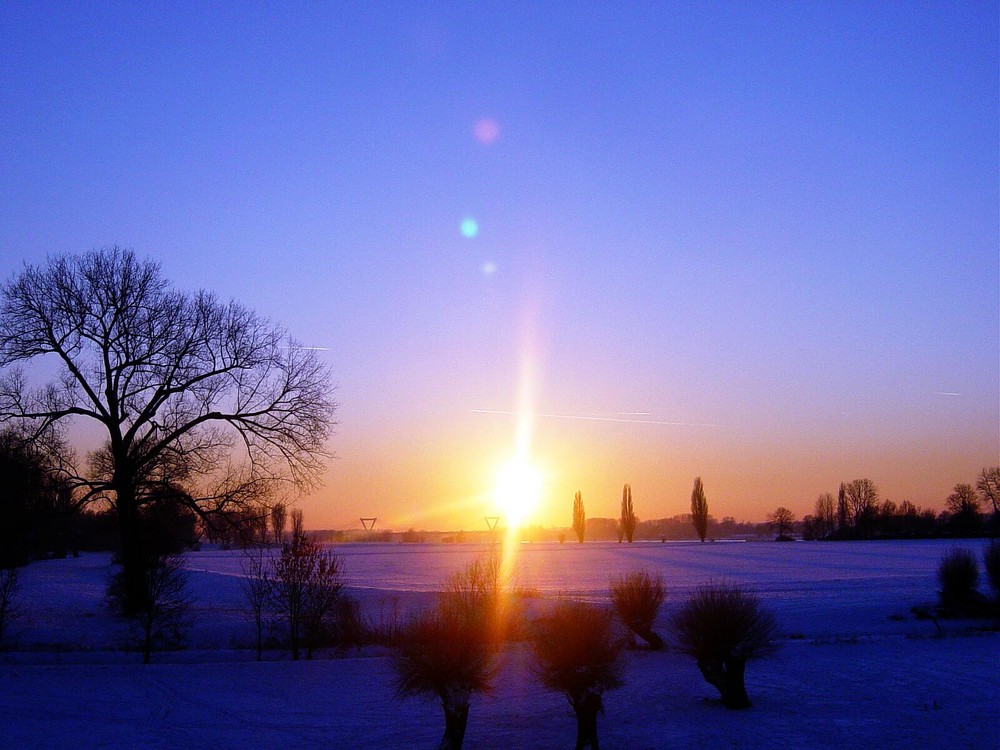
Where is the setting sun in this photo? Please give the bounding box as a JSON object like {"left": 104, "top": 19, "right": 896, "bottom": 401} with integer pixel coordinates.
{"left": 493, "top": 459, "right": 543, "bottom": 526}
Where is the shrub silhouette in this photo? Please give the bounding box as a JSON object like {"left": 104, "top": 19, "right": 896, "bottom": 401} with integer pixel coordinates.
{"left": 937, "top": 547, "right": 979, "bottom": 609}
{"left": 611, "top": 570, "right": 665, "bottom": 650}
{"left": 670, "top": 582, "right": 778, "bottom": 709}
{"left": 531, "top": 600, "right": 624, "bottom": 749}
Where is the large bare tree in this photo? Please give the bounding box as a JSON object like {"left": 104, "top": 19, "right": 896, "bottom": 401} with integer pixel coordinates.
{"left": 0, "top": 247, "right": 335, "bottom": 611}
{"left": 844, "top": 478, "right": 878, "bottom": 538}
{"left": 767, "top": 506, "right": 795, "bottom": 539}
{"left": 814, "top": 492, "right": 836, "bottom": 539}
{"left": 977, "top": 467, "right": 1000, "bottom": 516}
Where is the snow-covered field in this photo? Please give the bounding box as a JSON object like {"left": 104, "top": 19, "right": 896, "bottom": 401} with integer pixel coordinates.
{"left": 1, "top": 539, "right": 997, "bottom": 749}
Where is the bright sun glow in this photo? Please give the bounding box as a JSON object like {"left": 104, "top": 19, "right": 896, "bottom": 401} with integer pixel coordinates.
{"left": 494, "top": 459, "right": 543, "bottom": 527}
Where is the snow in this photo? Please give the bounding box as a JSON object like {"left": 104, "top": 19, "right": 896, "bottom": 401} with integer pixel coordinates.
{"left": 1, "top": 539, "right": 997, "bottom": 749}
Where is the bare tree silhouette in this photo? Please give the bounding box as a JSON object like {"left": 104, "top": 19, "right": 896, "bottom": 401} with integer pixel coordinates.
{"left": 271, "top": 526, "right": 343, "bottom": 660}
{"left": 0, "top": 248, "right": 335, "bottom": 612}
{"left": 844, "top": 479, "right": 878, "bottom": 538}
{"left": 945, "top": 484, "right": 982, "bottom": 534}
{"left": 240, "top": 545, "right": 272, "bottom": 660}
{"left": 978, "top": 467, "right": 1000, "bottom": 517}
{"left": 768, "top": 507, "right": 795, "bottom": 540}
{"left": 814, "top": 493, "right": 836, "bottom": 538}
{"left": 270, "top": 502, "right": 288, "bottom": 545}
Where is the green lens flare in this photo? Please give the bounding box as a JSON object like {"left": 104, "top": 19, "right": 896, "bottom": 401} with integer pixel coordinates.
{"left": 460, "top": 218, "right": 479, "bottom": 238}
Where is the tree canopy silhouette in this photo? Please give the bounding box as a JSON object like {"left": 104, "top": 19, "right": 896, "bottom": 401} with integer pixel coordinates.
{"left": 0, "top": 247, "right": 335, "bottom": 612}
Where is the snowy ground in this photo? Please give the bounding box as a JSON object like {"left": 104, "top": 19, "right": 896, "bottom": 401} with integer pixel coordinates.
{"left": 1, "top": 539, "right": 997, "bottom": 749}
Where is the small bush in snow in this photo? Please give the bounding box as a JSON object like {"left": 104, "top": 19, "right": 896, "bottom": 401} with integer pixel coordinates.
{"left": 611, "top": 569, "right": 665, "bottom": 650}
{"left": 531, "top": 600, "right": 624, "bottom": 749}
{"left": 937, "top": 548, "right": 979, "bottom": 609}
{"left": 671, "top": 582, "right": 779, "bottom": 709}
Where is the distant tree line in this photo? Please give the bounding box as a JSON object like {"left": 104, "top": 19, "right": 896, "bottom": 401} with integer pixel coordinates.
{"left": 559, "top": 470, "right": 999, "bottom": 545}
{"left": 797, "top": 471, "right": 999, "bottom": 541}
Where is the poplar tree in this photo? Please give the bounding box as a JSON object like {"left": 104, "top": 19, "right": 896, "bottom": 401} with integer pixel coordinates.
{"left": 572, "top": 491, "right": 586, "bottom": 544}
{"left": 690, "top": 477, "right": 708, "bottom": 542}
{"left": 620, "top": 483, "right": 637, "bottom": 543}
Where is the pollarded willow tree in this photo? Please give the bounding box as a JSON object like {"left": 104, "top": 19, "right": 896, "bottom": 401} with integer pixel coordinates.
{"left": 0, "top": 247, "right": 335, "bottom": 612}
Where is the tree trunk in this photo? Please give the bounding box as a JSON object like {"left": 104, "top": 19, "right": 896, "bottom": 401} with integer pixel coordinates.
{"left": 720, "top": 658, "right": 751, "bottom": 708}
{"left": 116, "top": 487, "right": 149, "bottom": 615}
{"left": 697, "top": 656, "right": 751, "bottom": 709}
{"left": 638, "top": 628, "right": 664, "bottom": 650}
{"left": 141, "top": 617, "right": 153, "bottom": 664}
{"left": 439, "top": 699, "right": 469, "bottom": 750}
{"left": 255, "top": 613, "right": 263, "bottom": 661}
{"left": 572, "top": 691, "right": 603, "bottom": 749}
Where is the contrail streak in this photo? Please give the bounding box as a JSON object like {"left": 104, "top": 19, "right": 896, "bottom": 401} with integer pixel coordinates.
{"left": 471, "top": 409, "right": 724, "bottom": 428}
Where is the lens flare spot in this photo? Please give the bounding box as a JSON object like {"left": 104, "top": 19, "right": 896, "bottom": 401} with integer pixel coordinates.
{"left": 474, "top": 118, "right": 500, "bottom": 145}
{"left": 481, "top": 260, "right": 497, "bottom": 275}
{"left": 460, "top": 217, "right": 479, "bottom": 238}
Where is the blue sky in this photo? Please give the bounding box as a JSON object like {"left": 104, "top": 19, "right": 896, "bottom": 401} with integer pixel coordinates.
{"left": 1, "top": 2, "right": 997, "bottom": 529}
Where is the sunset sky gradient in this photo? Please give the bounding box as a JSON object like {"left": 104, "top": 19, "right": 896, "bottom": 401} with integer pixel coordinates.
{"left": 2, "top": 3, "right": 997, "bottom": 529}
